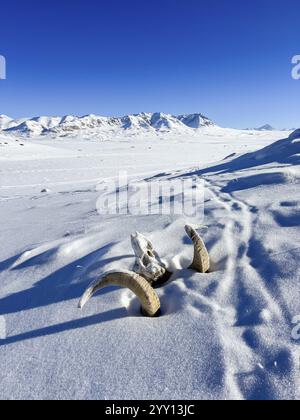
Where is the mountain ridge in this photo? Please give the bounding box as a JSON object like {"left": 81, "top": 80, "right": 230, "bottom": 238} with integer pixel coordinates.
{"left": 1, "top": 113, "right": 295, "bottom": 139}
{"left": 0, "top": 112, "right": 215, "bottom": 137}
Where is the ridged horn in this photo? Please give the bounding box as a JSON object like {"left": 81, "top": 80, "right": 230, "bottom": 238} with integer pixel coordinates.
{"left": 79, "top": 271, "right": 161, "bottom": 317}
{"left": 185, "top": 225, "right": 210, "bottom": 273}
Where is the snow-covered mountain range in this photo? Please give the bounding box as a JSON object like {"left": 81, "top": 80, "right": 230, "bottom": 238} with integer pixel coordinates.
{"left": 0, "top": 112, "right": 215, "bottom": 138}
{"left": 245, "top": 124, "right": 295, "bottom": 132}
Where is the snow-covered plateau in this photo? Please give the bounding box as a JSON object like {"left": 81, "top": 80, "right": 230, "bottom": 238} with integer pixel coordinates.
{"left": 0, "top": 115, "right": 299, "bottom": 400}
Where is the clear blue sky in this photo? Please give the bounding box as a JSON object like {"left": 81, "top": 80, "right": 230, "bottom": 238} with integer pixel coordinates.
{"left": 0, "top": 0, "right": 299, "bottom": 128}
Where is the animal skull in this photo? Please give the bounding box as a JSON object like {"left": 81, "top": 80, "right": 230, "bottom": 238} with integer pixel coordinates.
{"left": 131, "top": 232, "right": 167, "bottom": 284}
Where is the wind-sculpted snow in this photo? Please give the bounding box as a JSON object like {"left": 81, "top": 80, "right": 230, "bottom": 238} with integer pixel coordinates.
{"left": 185, "top": 133, "right": 300, "bottom": 176}
{"left": 0, "top": 131, "right": 299, "bottom": 400}
{"left": 289, "top": 129, "right": 300, "bottom": 141}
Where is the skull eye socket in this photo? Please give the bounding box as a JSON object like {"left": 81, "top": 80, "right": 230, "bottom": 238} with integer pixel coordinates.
{"left": 142, "top": 255, "right": 149, "bottom": 266}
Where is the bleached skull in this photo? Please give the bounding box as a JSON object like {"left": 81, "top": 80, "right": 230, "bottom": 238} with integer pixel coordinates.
{"left": 131, "top": 232, "right": 166, "bottom": 284}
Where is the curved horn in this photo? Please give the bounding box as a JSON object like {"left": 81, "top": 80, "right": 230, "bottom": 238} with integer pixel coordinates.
{"left": 185, "top": 225, "right": 210, "bottom": 273}
{"left": 79, "top": 271, "right": 161, "bottom": 317}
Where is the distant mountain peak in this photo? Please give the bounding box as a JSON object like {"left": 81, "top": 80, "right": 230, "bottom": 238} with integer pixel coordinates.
{"left": 257, "top": 124, "right": 275, "bottom": 131}
{"left": 178, "top": 113, "right": 214, "bottom": 129}
{"left": 244, "top": 124, "right": 276, "bottom": 132}
{"left": 0, "top": 114, "right": 13, "bottom": 129}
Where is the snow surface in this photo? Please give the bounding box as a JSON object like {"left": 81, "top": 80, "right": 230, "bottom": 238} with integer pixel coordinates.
{"left": 0, "top": 125, "right": 299, "bottom": 400}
